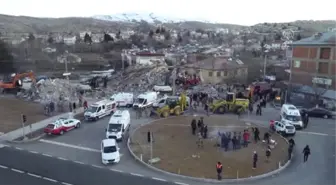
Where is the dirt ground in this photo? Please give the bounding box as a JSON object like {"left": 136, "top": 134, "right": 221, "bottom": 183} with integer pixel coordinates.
{"left": 0, "top": 97, "right": 48, "bottom": 134}
{"left": 130, "top": 115, "right": 288, "bottom": 179}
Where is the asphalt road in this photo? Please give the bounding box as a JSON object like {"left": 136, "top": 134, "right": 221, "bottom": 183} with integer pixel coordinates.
{"left": 0, "top": 167, "right": 65, "bottom": 185}
{"left": 0, "top": 146, "right": 174, "bottom": 185}
{"left": 7, "top": 106, "right": 336, "bottom": 185}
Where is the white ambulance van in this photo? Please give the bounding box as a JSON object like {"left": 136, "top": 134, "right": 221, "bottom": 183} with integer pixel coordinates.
{"left": 84, "top": 100, "right": 116, "bottom": 121}
{"left": 133, "top": 92, "right": 158, "bottom": 108}
{"left": 110, "top": 92, "right": 134, "bottom": 107}
{"left": 280, "top": 104, "right": 303, "bottom": 129}
{"left": 106, "top": 110, "right": 131, "bottom": 141}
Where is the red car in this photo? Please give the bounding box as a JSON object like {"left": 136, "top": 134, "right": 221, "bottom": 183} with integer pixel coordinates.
{"left": 44, "top": 118, "right": 81, "bottom": 135}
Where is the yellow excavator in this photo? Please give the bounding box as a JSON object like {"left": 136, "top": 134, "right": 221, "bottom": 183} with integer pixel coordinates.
{"left": 210, "top": 92, "right": 249, "bottom": 114}
{"left": 152, "top": 93, "right": 188, "bottom": 118}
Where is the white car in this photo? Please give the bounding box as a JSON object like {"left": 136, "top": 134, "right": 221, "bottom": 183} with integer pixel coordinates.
{"left": 101, "top": 139, "right": 120, "bottom": 164}
{"left": 274, "top": 121, "right": 296, "bottom": 136}
{"left": 44, "top": 118, "right": 81, "bottom": 135}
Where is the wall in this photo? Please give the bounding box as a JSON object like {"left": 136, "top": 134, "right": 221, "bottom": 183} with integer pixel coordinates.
{"left": 200, "top": 67, "right": 248, "bottom": 84}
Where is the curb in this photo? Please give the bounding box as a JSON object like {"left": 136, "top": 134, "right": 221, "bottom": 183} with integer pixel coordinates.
{"left": 127, "top": 116, "right": 292, "bottom": 183}
{"left": 7, "top": 133, "right": 46, "bottom": 144}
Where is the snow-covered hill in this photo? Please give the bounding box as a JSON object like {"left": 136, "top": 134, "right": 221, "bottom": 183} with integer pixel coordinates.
{"left": 92, "top": 12, "right": 209, "bottom": 24}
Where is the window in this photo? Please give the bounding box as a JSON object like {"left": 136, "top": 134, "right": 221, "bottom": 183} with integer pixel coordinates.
{"left": 97, "top": 107, "right": 101, "bottom": 112}
{"left": 318, "top": 62, "right": 328, "bottom": 74}
{"left": 320, "top": 48, "right": 331, "bottom": 59}
{"left": 208, "top": 71, "right": 213, "bottom": 77}
{"left": 102, "top": 105, "right": 105, "bottom": 109}
{"left": 293, "top": 60, "right": 300, "bottom": 68}
{"left": 216, "top": 71, "right": 221, "bottom": 77}
{"left": 223, "top": 71, "right": 227, "bottom": 76}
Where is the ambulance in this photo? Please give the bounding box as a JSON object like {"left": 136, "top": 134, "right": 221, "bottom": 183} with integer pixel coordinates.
{"left": 110, "top": 92, "right": 134, "bottom": 107}
{"left": 280, "top": 104, "right": 303, "bottom": 129}
{"left": 84, "top": 100, "right": 117, "bottom": 121}
{"left": 106, "top": 110, "right": 131, "bottom": 141}
{"left": 133, "top": 92, "right": 158, "bottom": 108}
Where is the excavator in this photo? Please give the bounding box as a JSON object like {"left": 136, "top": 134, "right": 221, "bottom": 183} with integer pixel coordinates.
{"left": 210, "top": 92, "right": 249, "bottom": 114}
{"left": 151, "top": 93, "right": 188, "bottom": 118}
{"left": 0, "top": 72, "right": 36, "bottom": 93}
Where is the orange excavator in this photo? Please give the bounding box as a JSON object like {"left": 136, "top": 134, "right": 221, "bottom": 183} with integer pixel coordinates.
{"left": 0, "top": 72, "right": 36, "bottom": 93}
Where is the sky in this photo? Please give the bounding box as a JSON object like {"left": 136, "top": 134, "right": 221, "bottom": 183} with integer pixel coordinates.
{"left": 1, "top": 0, "right": 336, "bottom": 25}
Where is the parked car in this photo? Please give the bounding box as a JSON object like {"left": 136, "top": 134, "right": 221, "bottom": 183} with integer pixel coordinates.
{"left": 301, "top": 107, "right": 334, "bottom": 119}
{"left": 44, "top": 118, "right": 81, "bottom": 135}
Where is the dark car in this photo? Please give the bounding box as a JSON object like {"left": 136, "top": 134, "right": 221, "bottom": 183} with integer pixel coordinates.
{"left": 302, "top": 108, "right": 334, "bottom": 119}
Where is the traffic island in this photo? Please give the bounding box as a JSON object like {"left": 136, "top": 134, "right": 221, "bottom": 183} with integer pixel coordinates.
{"left": 129, "top": 115, "right": 289, "bottom": 180}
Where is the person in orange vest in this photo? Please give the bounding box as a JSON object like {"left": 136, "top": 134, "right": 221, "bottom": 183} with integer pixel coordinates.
{"left": 216, "top": 161, "right": 223, "bottom": 180}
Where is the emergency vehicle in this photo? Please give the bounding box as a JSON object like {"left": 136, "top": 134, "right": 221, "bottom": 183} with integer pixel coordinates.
{"left": 110, "top": 92, "right": 134, "bottom": 107}
{"left": 133, "top": 92, "right": 158, "bottom": 108}
{"left": 84, "top": 100, "right": 116, "bottom": 121}
{"left": 44, "top": 118, "right": 81, "bottom": 135}
{"left": 106, "top": 110, "right": 131, "bottom": 141}
{"left": 280, "top": 104, "right": 303, "bottom": 129}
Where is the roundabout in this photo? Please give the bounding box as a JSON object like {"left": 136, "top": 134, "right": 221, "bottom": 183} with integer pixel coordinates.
{"left": 128, "top": 115, "right": 289, "bottom": 180}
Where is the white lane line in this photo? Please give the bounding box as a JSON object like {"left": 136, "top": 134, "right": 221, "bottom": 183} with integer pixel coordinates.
{"left": 297, "top": 131, "right": 329, "bottom": 136}
{"left": 0, "top": 165, "right": 8, "bottom": 169}
{"left": 174, "top": 182, "right": 189, "bottom": 185}
{"left": 29, "top": 151, "right": 39, "bottom": 154}
{"left": 91, "top": 165, "right": 103, "bottom": 169}
{"left": 130, "top": 173, "right": 144, "bottom": 177}
{"left": 57, "top": 157, "right": 68, "bottom": 161}
{"left": 74, "top": 161, "right": 84, "bottom": 165}
{"left": 42, "top": 153, "right": 53, "bottom": 157}
{"left": 43, "top": 177, "right": 58, "bottom": 182}
{"left": 27, "top": 173, "right": 42, "bottom": 178}
{"left": 152, "top": 177, "right": 167, "bottom": 182}
{"left": 11, "top": 168, "right": 24, "bottom": 173}
{"left": 62, "top": 182, "right": 73, "bottom": 185}
{"left": 14, "top": 147, "right": 24, "bottom": 150}
{"left": 40, "top": 139, "right": 100, "bottom": 153}
{"left": 110, "top": 169, "right": 123, "bottom": 173}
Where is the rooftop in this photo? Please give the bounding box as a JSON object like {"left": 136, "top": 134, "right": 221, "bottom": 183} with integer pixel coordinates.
{"left": 290, "top": 32, "right": 336, "bottom": 46}
{"left": 195, "top": 57, "right": 246, "bottom": 70}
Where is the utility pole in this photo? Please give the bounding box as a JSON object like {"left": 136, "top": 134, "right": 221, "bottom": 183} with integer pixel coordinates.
{"left": 172, "top": 57, "right": 177, "bottom": 96}
{"left": 150, "top": 132, "right": 153, "bottom": 163}
{"left": 263, "top": 52, "right": 267, "bottom": 78}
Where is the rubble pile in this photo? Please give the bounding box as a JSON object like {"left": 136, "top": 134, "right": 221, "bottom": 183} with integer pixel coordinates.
{"left": 37, "top": 79, "right": 77, "bottom": 104}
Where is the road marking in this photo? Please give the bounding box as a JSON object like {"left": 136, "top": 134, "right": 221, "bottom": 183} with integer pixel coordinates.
{"left": 152, "top": 177, "right": 167, "bottom": 181}
{"left": 43, "top": 177, "right": 58, "bottom": 182}
{"left": 0, "top": 165, "right": 8, "bottom": 169}
{"left": 29, "top": 151, "right": 39, "bottom": 154}
{"left": 130, "top": 173, "right": 144, "bottom": 177}
{"left": 57, "top": 157, "right": 68, "bottom": 161}
{"left": 110, "top": 169, "right": 123, "bottom": 173}
{"left": 62, "top": 182, "right": 73, "bottom": 185}
{"left": 14, "top": 147, "right": 23, "bottom": 150}
{"left": 297, "top": 131, "right": 329, "bottom": 136}
{"left": 11, "top": 168, "right": 24, "bottom": 173}
{"left": 174, "top": 182, "right": 189, "bottom": 185}
{"left": 74, "top": 161, "right": 84, "bottom": 165}
{"left": 91, "top": 165, "right": 103, "bottom": 169}
{"left": 27, "top": 173, "right": 41, "bottom": 178}
{"left": 42, "top": 153, "right": 53, "bottom": 157}
{"left": 40, "top": 139, "right": 100, "bottom": 152}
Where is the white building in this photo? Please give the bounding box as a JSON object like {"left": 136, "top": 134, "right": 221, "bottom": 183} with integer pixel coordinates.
{"left": 63, "top": 36, "right": 76, "bottom": 45}
{"left": 135, "top": 52, "right": 165, "bottom": 65}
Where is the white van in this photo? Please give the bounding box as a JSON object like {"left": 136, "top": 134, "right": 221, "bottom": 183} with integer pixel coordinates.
{"left": 153, "top": 85, "right": 172, "bottom": 93}
{"left": 133, "top": 92, "right": 158, "bottom": 108}
{"left": 106, "top": 110, "right": 131, "bottom": 141}
{"left": 280, "top": 104, "right": 303, "bottom": 129}
{"left": 153, "top": 96, "right": 190, "bottom": 108}
{"left": 110, "top": 93, "right": 134, "bottom": 107}
{"left": 274, "top": 120, "right": 296, "bottom": 136}
{"left": 84, "top": 100, "right": 116, "bottom": 121}
{"left": 101, "top": 139, "right": 120, "bottom": 164}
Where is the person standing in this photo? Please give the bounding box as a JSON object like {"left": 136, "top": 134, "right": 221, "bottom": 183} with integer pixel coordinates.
{"left": 303, "top": 145, "right": 311, "bottom": 162}
{"left": 216, "top": 162, "right": 223, "bottom": 180}
{"left": 191, "top": 119, "right": 197, "bottom": 135}
{"left": 243, "top": 130, "right": 250, "bottom": 147}
{"left": 266, "top": 146, "right": 271, "bottom": 162}
{"left": 232, "top": 133, "right": 237, "bottom": 150}
{"left": 253, "top": 151, "right": 258, "bottom": 169}
{"left": 203, "top": 125, "right": 208, "bottom": 139}
{"left": 288, "top": 145, "right": 294, "bottom": 160}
